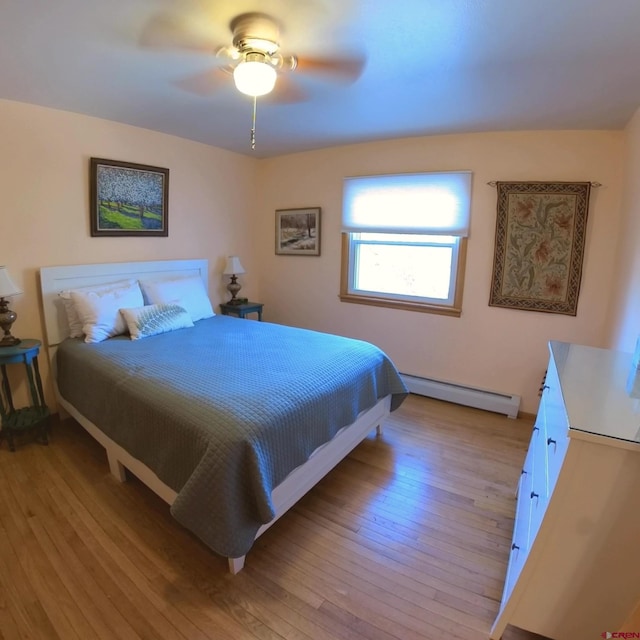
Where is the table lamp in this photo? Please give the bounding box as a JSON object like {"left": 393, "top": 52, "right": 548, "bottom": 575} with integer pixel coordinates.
{"left": 223, "top": 256, "right": 246, "bottom": 305}
{"left": 0, "top": 266, "right": 23, "bottom": 347}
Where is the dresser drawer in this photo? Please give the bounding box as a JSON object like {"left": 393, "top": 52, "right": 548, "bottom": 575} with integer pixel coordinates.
{"left": 542, "top": 358, "right": 570, "bottom": 489}
{"left": 529, "top": 411, "right": 548, "bottom": 493}
{"left": 542, "top": 358, "right": 568, "bottom": 437}
{"left": 527, "top": 467, "right": 547, "bottom": 543}
{"left": 545, "top": 428, "right": 569, "bottom": 489}
{"left": 516, "top": 445, "right": 534, "bottom": 527}
{"left": 504, "top": 447, "right": 534, "bottom": 604}
{"left": 503, "top": 536, "right": 526, "bottom": 607}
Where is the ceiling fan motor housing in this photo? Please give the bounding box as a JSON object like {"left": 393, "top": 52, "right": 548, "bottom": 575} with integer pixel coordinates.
{"left": 231, "top": 12, "right": 280, "bottom": 55}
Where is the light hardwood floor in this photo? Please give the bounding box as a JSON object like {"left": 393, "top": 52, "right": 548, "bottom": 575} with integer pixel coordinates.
{"left": 0, "top": 394, "right": 548, "bottom": 640}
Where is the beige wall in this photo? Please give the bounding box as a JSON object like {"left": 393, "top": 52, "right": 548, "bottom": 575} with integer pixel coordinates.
{"left": 607, "top": 106, "right": 640, "bottom": 352}
{"left": 0, "top": 98, "right": 630, "bottom": 416}
{"left": 256, "top": 131, "right": 624, "bottom": 413}
{"left": 0, "top": 99, "right": 258, "bottom": 406}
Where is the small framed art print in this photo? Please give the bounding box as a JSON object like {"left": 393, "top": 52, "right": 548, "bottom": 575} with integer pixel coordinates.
{"left": 275, "top": 207, "right": 321, "bottom": 256}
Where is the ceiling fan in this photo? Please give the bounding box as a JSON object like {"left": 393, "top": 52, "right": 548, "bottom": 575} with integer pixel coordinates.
{"left": 140, "top": 10, "right": 366, "bottom": 103}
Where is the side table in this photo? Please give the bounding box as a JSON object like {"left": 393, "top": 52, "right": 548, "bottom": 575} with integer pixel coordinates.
{"left": 0, "top": 339, "right": 50, "bottom": 451}
{"left": 220, "top": 301, "right": 264, "bottom": 321}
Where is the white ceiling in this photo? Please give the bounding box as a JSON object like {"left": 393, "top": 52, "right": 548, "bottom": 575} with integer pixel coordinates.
{"left": 2, "top": 0, "right": 640, "bottom": 158}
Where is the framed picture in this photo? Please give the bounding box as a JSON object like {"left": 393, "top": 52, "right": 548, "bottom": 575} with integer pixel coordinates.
{"left": 275, "top": 207, "right": 321, "bottom": 256}
{"left": 90, "top": 158, "right": 169, "bottom": 237}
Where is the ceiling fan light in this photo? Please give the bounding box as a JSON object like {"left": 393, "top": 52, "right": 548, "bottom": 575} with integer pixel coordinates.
{"left": 233, "top": 59, "right": 277, "bottom": 97}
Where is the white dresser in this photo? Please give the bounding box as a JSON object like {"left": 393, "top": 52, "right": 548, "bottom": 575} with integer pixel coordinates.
{"left": 491, "top": 341, "right": 640, "bottom": 639}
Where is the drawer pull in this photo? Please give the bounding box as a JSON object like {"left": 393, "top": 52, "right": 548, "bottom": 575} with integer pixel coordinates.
{"left": 547, "top": 437, "right": 556, "bottom": 446}
{"left": 530, "top": 491, "right": 539, "bottom": 500}
{"left": 542, "top": 384, "right": 550, "bottom": 391}
{"left": 521, "top": 468, "right": 527, "bottom": 476}
{"left": 532, "top": 425, "right": 540, "bottom": 433}
{"left": 511, "top": 543, "right": 520, "bottom": 551}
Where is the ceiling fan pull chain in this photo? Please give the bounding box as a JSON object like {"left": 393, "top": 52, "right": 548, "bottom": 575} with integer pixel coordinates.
{"left": 250, "top": 95, "right": 257, "bottom": 150}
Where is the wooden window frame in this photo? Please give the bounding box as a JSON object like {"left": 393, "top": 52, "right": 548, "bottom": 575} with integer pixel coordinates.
{"left": 339, "top": 233, "right": 467, "bottom": 317}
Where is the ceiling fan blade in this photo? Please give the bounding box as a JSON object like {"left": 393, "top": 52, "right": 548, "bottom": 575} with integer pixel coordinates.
{"left": 139, "top": 13, "right": 222, "bottom": 53}
{"left": 264, "top": 74, "right": 308, "bottom": 104}
{"left": 173, "top": 67, "right": 232, "bottom": 97}
{"left": 293, "top": 53, "right": 366, "bottom": 82}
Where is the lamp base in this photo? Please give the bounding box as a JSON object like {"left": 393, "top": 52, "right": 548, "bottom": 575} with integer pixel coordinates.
{"left": 226, "top": 274, "right": 243, "bottom": 305}
{"left": 0, "top": 298, "right": 19, "bottom": 347}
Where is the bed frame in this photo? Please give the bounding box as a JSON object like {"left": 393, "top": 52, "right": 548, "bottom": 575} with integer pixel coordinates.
{"left": 39, "top": 259, "right": 391, "bottom": 573}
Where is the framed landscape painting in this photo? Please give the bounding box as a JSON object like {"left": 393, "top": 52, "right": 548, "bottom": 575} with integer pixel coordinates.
{"left": 90, "top": 158, "right": 169, "bottom": 237}
{"left": 275, "top": 207, "right": 321, "bottom": 256}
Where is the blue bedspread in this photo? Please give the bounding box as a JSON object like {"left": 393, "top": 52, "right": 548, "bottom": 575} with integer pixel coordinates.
{"left": 56, "top": 316, "right": 408, "bottom": 558}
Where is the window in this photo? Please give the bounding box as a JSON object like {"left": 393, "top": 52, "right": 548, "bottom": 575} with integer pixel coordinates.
{"left": 340, "top": 171, "right": 471, "bottom": 316}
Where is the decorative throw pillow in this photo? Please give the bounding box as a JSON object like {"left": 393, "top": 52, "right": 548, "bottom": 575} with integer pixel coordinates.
{"left": 59, "top": 278, "right": 137, "bottom": 339}
{"left": 119, "top": 304, "right": 194, "bottom": 340}
{"left": 70, "top": 280, "right": 144, "bottom": 343}
{"left": 139, "top": 275, "right": 214, "bottom": 322}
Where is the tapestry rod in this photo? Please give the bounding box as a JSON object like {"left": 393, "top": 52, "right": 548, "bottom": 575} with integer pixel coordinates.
{"left": 486, "top": 181, "right": 602, "bottom": 187}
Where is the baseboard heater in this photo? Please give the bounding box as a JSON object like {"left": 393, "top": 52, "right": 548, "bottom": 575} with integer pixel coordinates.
{"left": 400, "top": 374, "right": 521, "bottom": 419}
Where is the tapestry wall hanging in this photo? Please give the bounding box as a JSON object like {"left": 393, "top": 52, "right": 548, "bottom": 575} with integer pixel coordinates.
{"left": 489, "top": 181, "right": 591, "bottom": 315}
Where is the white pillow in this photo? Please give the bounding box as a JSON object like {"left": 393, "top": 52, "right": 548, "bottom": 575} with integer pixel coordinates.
{"left": 70, "top": 280, "right": 144, "bottom": 343}
{"left": 59, "top": 296, "right": 84, "bottom": 339}
{"left": 120, "top": 304, "right": 194, "bottom": 340}
{"left": 139, "top": 275, "right": 214, "bottom": 322}
{"left": 59, "top": 279, "right": 136, "bottom": 339}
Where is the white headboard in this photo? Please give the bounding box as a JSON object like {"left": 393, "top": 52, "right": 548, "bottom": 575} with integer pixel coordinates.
{"left": 40, "top": 258, "right": 209, "bottom": 349}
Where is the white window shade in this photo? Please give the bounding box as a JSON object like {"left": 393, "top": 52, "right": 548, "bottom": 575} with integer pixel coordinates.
{"left": 342, "top": 171, "right": 472, "bottom": 236}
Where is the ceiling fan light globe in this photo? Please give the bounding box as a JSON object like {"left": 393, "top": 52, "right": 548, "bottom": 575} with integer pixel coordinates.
{"left": 233, "top": 60, "right": 277, "bottom": 97}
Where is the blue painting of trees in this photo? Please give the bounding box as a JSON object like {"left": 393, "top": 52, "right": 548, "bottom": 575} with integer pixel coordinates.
{"left": 97, "top": 166, "right": 165, "bottom": 230}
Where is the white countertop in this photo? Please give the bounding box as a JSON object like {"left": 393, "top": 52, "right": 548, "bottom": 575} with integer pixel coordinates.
{"left": 550, "top": 341, "right": 640, "bottom": 445}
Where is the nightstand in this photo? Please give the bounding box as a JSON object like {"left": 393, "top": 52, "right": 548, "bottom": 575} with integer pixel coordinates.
{"left": 0, "top": 339, "right": 50, "bottom": 451}
{"left": 219, "top": 301, "right": 264, "bottom": 321}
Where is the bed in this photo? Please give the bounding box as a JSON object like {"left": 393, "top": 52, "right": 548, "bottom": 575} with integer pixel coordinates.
{"left": 39, "top": 259, "right": 408, "bottom": 573}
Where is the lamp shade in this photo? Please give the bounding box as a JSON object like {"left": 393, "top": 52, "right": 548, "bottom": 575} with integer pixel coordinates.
{"left": 0, "top": 266, "right": 22, "bottom": 298}
{"left": 223, "top": 256, "right": 246, "bottom": 276}
{"left": 233, "top": 56, "right": 277, "bottom": 97}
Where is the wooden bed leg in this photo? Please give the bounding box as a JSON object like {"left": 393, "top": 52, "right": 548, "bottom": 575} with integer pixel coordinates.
{"left": 107, "top": 451, "right": 127, "bottom": 483}
{"left": 228, "top": 556, "right": 246, "bottom": 574}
